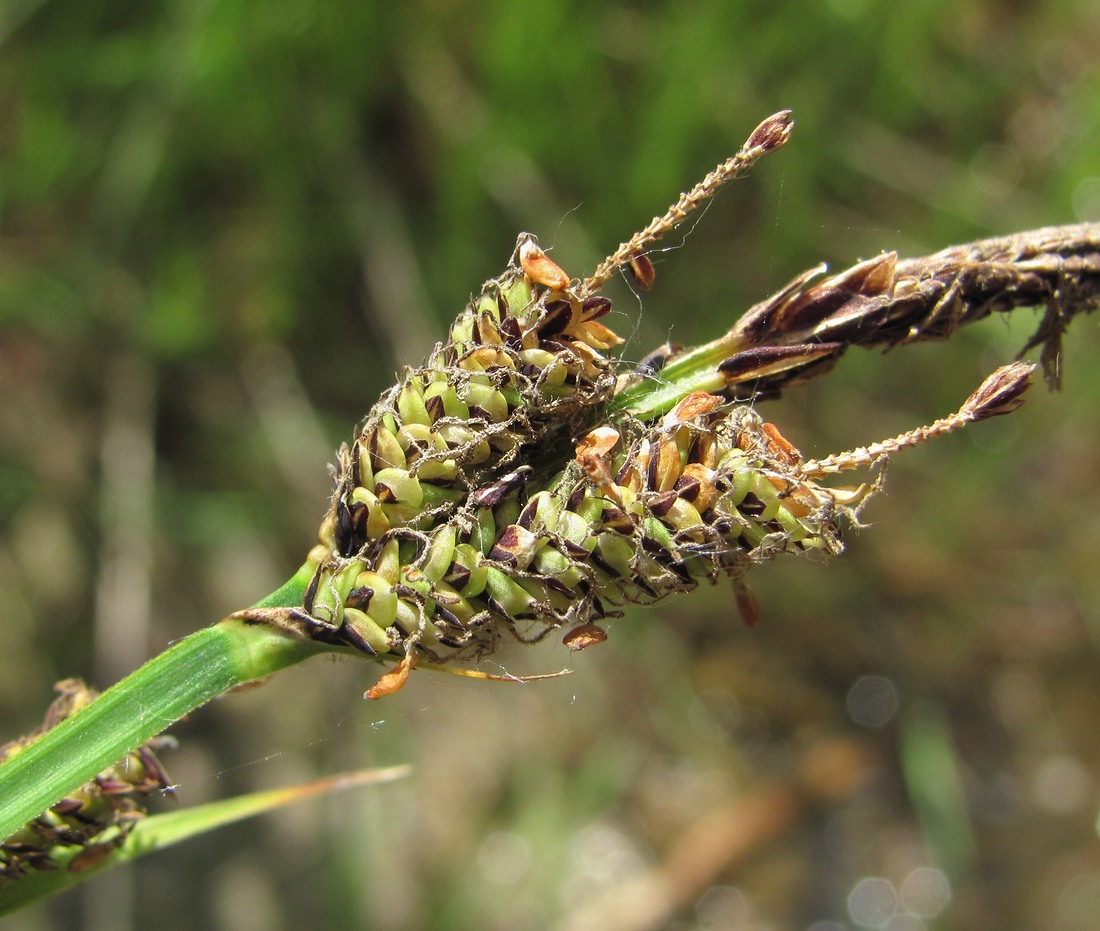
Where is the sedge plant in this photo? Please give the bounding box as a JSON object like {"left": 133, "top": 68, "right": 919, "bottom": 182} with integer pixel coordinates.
{"left": 1, "top": 110, "right": 1098, "bottom": 910}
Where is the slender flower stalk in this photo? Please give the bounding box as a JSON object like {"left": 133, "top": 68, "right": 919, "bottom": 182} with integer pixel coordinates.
{"left": 581, "top": 110, "right": 795, "bottom": 295}
{"left": 800, "top": 362, "right": 1034, "bottom": 477}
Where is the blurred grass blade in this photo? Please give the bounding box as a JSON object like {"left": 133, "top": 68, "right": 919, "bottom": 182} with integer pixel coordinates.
{"left": 0, "top": 764, "right": 411, "bottom": 916}
{"left": 898, "top": 703, "right": 977, "bottom": 880}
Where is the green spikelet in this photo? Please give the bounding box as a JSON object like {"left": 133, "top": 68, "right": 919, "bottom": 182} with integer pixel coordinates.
{"left": 317, "top": 235, "right": 624, "bottom": 562}
{"left": 299, "top": 393, "right": 852, "bottom": 667}
{"left": 0, "top": 680, "right": 172, "bottom": 886}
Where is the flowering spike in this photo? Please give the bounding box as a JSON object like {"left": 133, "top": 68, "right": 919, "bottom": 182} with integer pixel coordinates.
{"left": 800, "top": 363, "right": 1035, "bottom": 477}
{"left": 1, "top": 681, "right": 172, "bottom": 887}
{"left": 275, "top": 117, "right": 1075, "bottom": 700}
{"left": 317, "top": 234, "right": 626, "bottom": 563}
{"left": 582, "top": 110, "right": 794, "bottom": 295}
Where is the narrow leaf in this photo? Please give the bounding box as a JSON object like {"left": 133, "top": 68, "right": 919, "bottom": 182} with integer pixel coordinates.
{"left": 0, "top": 764, "right": 410, "bottom": 915}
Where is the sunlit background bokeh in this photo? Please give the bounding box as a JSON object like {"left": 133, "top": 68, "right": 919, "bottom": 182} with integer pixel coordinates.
{"left": 2, "top": 1, "right": 1100, "bottom": 929}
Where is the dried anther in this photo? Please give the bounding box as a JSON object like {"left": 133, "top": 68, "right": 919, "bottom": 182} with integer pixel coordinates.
{"left": 563, "top": 623, "right": 608, "bottom": 651}
{"left": 745, "top": 108, "right": 795, "bottom": 154}
{"left": 518, "top": 235, "right": 570, "bottom": 290}
{"left": 627, "top": 253, "right": 656, "bottom": 290}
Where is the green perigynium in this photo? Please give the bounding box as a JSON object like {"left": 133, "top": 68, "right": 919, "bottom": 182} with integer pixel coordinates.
{"left": 302, "top": 391, "right": 852, "bottom": 667}
{"left": 316, "top": 235, "right": 623, "bottom": 561}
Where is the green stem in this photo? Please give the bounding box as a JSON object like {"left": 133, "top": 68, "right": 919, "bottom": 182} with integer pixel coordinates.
{"left": 0, "top": 564, "right": 326, "bottom": 843}
{"left": 610, "top": 332, "right": 740, "bottom": 419}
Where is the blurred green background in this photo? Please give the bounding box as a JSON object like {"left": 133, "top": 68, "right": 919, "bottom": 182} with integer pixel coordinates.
{"left": 2, "top": 1, "right": 1100, "bottom": 929}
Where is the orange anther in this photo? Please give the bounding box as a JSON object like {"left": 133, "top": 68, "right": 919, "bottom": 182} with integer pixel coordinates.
{"left": 518, "top": 236, "right": 570, "bottom": 290}
{"left": 365, "top": 652, "right": 417, "bottom": 700}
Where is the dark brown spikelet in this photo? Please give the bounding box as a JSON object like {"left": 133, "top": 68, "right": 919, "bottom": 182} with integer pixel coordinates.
{"left": 717, "top": 224, "right": 1100, "bottom": 397}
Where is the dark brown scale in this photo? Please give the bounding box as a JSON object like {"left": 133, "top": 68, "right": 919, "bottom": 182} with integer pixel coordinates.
{"left": 444, "top": 563, "right": 472, "bottom": 589}
{"left": 487, "top": 525, "right": 525, "bottom": 566}
{"left": 634, "top": 342, "right": 680, "bottom": 378}
{"left": 349, "top": 447, "right": 362, "bottom": 488}
{"left": 676, "top": 474, "right": 702, "bottom": 501}
{"left": 537, "top": 300, "right": 573, "bottom": 336}
{"left": 335, "top": 501, "right": 356, "bottom": 557}
{"left": 302, "top": 568, "right": 322, "bottom": 614}
{"left": 646, "top": 451, "right": 662, "bottom": 492}
{"left": 500, "top": 316, "right": 523, "bottom": 349}
{"left": 588, "top": 549, "right": 626, "bottom": 580}
{"left": 648, "top": 490, "right": 679, "bottom": 518}
{"left": 541, "top": 337, "right": 570, "bottom": 357}
{"left": 52, "top": 798, "right": 82, "bottom": 814}
{"left": 345, "top": 585, "right": 375, "bottom": 611}
{"left": 639, "top": 535, "right": 672, "bottom": 556}
{"left": 135, "top": 746, "right": 172, "bottom": 788}
{"left": 772, "top": 287, "right": 854, "bottom": 332}
{"left": 738, "top": 493, "right": 766, "bottom": 517}
{"left": 566, "top": 480, "right": 588, "bottom": 513}
{"left": 718, "top": 343, "right": 841, "bottom": 382}
{"left": 467, "top": 405, "right": 491, "bottom": 423}
{"left": 581, "top": 296, "right": 612, "bottom": 320}
{"left": 471, "top": 467, "right": 529, "bottom": 508}
{"left": 626, "top": 571, "right": 662, "bottom": 599}
{"left": 341, "top": 623, "right": 380, "bottom": 656}
{"left": 424, "top": 394, "right": 445, "bottom": 422}
{"left": 686, "top": 433, "right": 708, "bottom": 464}
{"left": 516, "top": 496, "right": 541, "bottom": 530}
{"left": 539, "top": 576, "right": 575, "bottom": 596}
{"left": 484, "top": 596, "right": 509, "bottom": 619}
{"left": 349, "top": 502, "right": 370, "bottom": 542}
{"left": 100, "top": 777, "right": 135, "bottom": 795}
{"left": 599, "top": 506, "right": 633, "bottom": 533}
{"left": 559, "top": 538, "right": 590, "bottom": 559}
{"left": 368, "top": 428, "right": 385, "bottom": 472}
{"left": 431, "top": 604, "right": 463, "bottom": 628}
{"left": 668, "top": 562, "right": 696, "bottom": 585}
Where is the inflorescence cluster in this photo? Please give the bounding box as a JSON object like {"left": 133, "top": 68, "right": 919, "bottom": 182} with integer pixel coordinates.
{"left": 230, "top": 110, "right": 1051, "bottom": 698}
